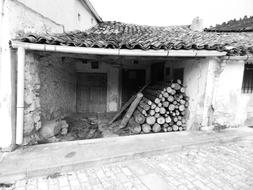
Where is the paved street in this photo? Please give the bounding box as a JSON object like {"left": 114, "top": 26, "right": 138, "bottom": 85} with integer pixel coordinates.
{"left": 5, "top": 136, "right": 253, "bottom": 190}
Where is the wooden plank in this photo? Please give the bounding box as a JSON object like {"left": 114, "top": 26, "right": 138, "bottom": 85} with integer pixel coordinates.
{"left": 109, "top": 82, "right": 150, "bottom": 124}
{"left": 119, "top": 93, "right": 143, "bottom": 129}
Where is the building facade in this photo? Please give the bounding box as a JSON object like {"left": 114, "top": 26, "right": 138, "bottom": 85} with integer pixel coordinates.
{"left": 0, "top": 1, "right": 253, "bottom": 150}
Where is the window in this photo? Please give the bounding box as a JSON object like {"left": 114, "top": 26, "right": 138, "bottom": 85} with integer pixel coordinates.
{"left": 242, "top": 63, "right": 253, "bottom": 93}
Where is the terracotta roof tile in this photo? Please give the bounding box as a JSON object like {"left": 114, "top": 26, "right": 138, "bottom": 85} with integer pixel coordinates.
{"left": 16, "top": 21, "right": 253, "bottom": 56}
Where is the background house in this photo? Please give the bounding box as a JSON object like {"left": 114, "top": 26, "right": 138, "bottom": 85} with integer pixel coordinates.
{"left": 0, "top": 0, "right": 253, "bottom": 150}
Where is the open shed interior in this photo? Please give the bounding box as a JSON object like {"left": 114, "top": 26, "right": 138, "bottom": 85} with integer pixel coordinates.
{"left": 23, "top": 51, "right": 210, "bottom": 145}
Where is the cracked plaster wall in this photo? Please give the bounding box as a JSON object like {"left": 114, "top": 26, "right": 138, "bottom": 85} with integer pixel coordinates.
{"left": 213, "top": 60, "right": 253, "bottom": 127}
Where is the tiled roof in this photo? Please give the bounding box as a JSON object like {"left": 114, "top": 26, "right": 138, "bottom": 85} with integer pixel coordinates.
{"left": 17, "top": 21, "right": 253, "bottom": 56}
{"left": 206, "top": 16, "right": 253, "bottom": 32}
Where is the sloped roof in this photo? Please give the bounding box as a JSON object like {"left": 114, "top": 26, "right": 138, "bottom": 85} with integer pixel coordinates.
{"left": 206, "top": 16, "right": 253, "bottom": 32}
{"left": 17, "top": 21, "right": 253, "bottom": 56}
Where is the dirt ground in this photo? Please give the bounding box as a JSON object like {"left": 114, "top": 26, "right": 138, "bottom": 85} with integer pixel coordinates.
{"left": 56, "top": 113, "right": 122, "bottom": 142}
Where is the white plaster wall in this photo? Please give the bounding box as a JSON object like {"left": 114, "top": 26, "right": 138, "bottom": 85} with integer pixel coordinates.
{"left": 18, "top": 0, "right": 98, "bottom": 31}
{"left": 7, "top": 0, "right": 64, "bottom": 37}
{"left": 213, "top": 60, "right": 253, "bottom": 126}
{"left": 165, "top": 58, "right": 209, "bottom": 130}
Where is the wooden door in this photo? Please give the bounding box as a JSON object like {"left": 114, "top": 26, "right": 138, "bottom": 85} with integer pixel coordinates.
{"left": 76, "top": 73, "right": 107, "bottom": 113}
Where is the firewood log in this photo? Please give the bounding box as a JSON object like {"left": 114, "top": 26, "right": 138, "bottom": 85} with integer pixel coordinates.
{"left": 149, "top": 109, "right": 155, "bottom": 116}
{"left": 166, "top": 87, "right": 173, "bottom": 94}
{"left": 163, "top": 123, "right": 169, "bottom": 128}
{"left": 157, "top": 117, "right": 165, "bottom": 125}
{"left": 151, "top": 103, "right": 156, "bottom": 109}
{"left": 137, "top": 106, "right": 147, "bottom": 116}
{"left": 142, "top": 97, "right": 153, "bottom": 105}
{"left": 168, "top": 104, "right": 175, "bottom": 111}
{"left": 133, "top": 110, "right": 146, "bottom": 124}
{"left": 139, "top": 101, "right": 150, "bottom": 111}
{"left": 173, "top": 83, "right": 181, "bottom": 90}
{"left": 171, "top": 90, "right": 176, "bottom": 95}
{"left": 172, "top": 125, "right": 179, "bottom": 131}
{"left": 146, "top": 116, "right": 156, "bottom": 125}
{"left": 157, "top": 103, "right": 162, "bottom": 107}
{"left": 159, "top": 107, "right": 166, "bottom": 115}
{"left": 163, "top": 92, "right": 169, "bottom": 98}
{"left": 176, "top": 121, "right": 182, "bottom": 126}
{"left": 167, "top": 96, "right": 174, "bottom": 102}
{"left": 152, "top": 123, "right": 161, "bottom": 133}
{"left": 167, "top": 126, "right": 173, "bottom": 132}
{"left": 180, "top": 87, "right": 185, "bottom": 93}
{"left": 154, "top": 98, "right": 160, "bottom": 104}
{"left": 155, "top": 107, "right": 160, "bottom": 113}
{"left": 128, "top": 118, "right": 142, "bottom": 134}
{"left": 179, "top": 105, "right": 185, "bottom": 111}
{"left": 163, "top": 101, "right": 169, "bottom": 107}
{"left": 154, "top": 113, "right": 160, "bottom": 118}
{"left": 180, "top": 99, "right": 186, "bottom": 104}
{"left": 142, "top": 124, "right": 151, "bottom": 133}
{"left": 178, "top": 127, "right": 183, "bottom": 131}
{"left": 165, "top": 116, "right": 172, "bottom": 123}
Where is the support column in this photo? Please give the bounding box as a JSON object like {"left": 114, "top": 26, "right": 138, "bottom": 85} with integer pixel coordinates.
{"left": 201, "top": 58, "right": 218, "bottom": 128}
{"left": 16, "top": 47, "right": 25, "bottom": 145}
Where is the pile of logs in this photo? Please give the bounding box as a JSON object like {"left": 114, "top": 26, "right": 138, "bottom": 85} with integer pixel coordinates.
{"left": 126, "top": 80, "right": 189, "bottom": 134}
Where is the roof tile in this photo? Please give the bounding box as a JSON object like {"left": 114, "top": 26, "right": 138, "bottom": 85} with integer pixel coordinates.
{"left": 16, "top": 21, "right": 253, "bottom": 56}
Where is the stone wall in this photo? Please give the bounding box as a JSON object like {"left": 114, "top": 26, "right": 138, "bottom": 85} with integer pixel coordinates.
{"left": 24, "top": 53, "right": 76, "bottom": 144}
{"left": 39, "top": 56, "right": 76, "bottom": 122}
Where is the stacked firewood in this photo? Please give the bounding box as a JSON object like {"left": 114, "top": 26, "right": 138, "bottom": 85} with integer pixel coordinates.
{"left": 127, "top": 80, "right": 189, "bottom": 134}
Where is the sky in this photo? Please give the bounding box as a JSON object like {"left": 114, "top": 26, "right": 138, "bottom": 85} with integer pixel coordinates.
{"left": 90, "top": 0, "right": 253, "bottom": 27}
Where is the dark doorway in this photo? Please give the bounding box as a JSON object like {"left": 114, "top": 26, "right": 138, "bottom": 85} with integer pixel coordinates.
{"left": 122, "top": 69, "right": 146, "bottom": 106}
{"left": 76, "top": 73, "right": 107, "bottom": 113}
{"left": 173, "top": 68, "right": 184, "bottom": 83}
{"left": 151, "top": 62, "right": 165, "bottom": 82}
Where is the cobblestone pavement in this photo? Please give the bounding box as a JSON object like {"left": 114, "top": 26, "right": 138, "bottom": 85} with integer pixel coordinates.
{"left": 4, "top": 137, "right": 253, "bottom": 190}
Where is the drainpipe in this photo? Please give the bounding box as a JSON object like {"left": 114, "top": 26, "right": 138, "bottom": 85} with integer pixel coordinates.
{"left": 16, "top": 47, "right": 25, "bottom": 145}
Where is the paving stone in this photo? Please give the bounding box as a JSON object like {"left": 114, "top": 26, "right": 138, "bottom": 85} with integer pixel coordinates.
{"left": 8, "top": 137, "right": 253, "bottom": 190}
